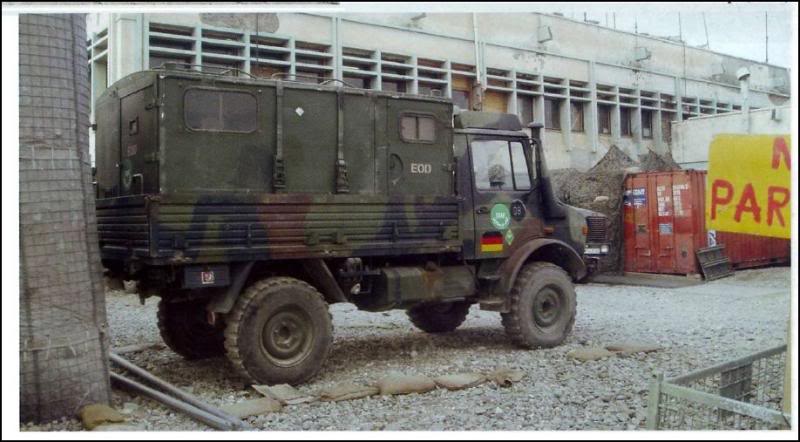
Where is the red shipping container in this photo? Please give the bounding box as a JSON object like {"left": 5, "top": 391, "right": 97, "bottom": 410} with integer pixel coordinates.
{"left": 623, "top": 170, "right": 789, "bottom": 275}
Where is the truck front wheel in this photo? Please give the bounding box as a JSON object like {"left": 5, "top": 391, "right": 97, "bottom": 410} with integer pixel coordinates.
{"left": 407, "top": 301, "right": 471, "bottom": 333}
{"left": 157, "top": 298, "right": 226, "bottom": 360}
{"left": 224, "top": 277, "right": 333, "bottom": 385}
{"left": 501, "top": 262, "right": 576, "bottom": 349}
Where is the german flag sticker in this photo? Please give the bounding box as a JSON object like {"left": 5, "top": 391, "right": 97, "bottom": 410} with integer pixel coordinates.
{"left": 480, "top": 232, "right": 504, "bottom": 253}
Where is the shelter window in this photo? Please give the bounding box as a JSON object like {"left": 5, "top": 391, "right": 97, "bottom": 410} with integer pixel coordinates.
{"left": 184, "top": 89, "right": 257, "bottom": 133}
{"left": 400, "top": 114, "right": 436, "bottom": 143}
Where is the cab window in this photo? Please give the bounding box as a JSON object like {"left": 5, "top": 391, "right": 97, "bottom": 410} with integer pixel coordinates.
{"left": 510, "top": 141, "right": 532, "bottom": 190}
{"left": 472, "top": 139, "right": 533, "bottom": 191}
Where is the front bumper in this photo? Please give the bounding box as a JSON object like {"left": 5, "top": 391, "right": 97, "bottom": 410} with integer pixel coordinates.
{"left": 583, "top": 243, "right": 610, "bottom": 256}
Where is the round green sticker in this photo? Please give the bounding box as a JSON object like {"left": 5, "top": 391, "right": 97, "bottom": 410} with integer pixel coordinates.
{"left": 490, "top": 204, "right": 511, "bottom": 230}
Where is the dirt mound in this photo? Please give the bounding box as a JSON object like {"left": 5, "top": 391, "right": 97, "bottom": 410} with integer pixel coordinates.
{"left": 550, "top": 146, "right": 679, "bottom": 273}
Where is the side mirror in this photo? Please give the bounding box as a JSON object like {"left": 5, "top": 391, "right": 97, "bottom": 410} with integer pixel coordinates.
{"left": 527, "top": 121, "right": 543, "bottom": 143}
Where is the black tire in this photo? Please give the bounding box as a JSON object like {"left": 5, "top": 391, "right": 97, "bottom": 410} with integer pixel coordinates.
{"left": 224, "top": 277, "right": 333, "bottom": 385}
{"left": 157, "top": 298, "right": 226, "bottom": 360}
{"left": 501, "top": 262, "right": 577, "bottom": 349}
{"left": 407, "top": 301, "right": 471, "bottom": 333}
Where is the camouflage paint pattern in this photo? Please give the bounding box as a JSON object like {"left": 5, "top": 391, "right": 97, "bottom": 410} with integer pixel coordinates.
{"left": 95, "top": 68, "right": 608, "bottom": 300}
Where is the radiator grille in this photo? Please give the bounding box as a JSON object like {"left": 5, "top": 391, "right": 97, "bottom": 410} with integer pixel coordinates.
{"left": 586, "top": 216, "right": 607, "bottom": 243}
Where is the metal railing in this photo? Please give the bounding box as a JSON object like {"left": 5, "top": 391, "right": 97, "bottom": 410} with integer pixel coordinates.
{"left": 647, "top": 344, "right": 790, "bottom": 430}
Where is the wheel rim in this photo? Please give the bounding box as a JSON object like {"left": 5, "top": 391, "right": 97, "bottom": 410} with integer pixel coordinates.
{"left": 260, "top": 307, "right": 314, "bottom": 367}
{"left": 532, "top": 285, "right": 564, "bottom": 328}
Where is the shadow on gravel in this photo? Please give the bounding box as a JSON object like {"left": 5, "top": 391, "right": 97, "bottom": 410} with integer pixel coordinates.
{"left": 125, "top": 326, "right": 548, "bottom": 390}
{"left": 326, "top": 326, "right": 518, "bottom": 363}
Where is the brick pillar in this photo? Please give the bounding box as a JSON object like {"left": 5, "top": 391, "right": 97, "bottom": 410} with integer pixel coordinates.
{"left": 19, "top": 14, "right": 111, "bottom": 423}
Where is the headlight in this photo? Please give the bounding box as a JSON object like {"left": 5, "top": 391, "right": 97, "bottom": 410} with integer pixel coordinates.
{"left": 600, "top": 245, "right": 609, "bottom": 254}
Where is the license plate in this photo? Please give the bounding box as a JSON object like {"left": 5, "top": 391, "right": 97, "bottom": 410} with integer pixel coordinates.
{"left": 200, "top": 271, "right": 215, "bottom": 285}
{"left": 584, "top": 247, "right": 601, "bottom": 255}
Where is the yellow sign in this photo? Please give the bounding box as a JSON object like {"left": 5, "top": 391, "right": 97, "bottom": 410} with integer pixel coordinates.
{"left": 706, "top": 134, "right": 791, "bottom": 239}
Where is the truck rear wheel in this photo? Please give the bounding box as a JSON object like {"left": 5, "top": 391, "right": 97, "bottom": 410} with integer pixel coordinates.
{"left": 224, "top": 277, "right": 333, "bottom": 385}
{"left": 407, "top": 301, "right": 471, "bottom": 333}
{"left": 157, "top": 298, "right": 226, "bottom": 360}
{"left": 501, "top": 262, "right": 576, "bottom": 349}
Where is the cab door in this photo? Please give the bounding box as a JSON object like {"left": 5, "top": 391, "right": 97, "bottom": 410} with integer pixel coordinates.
{"left": 469, "top": 136, "right": 541, "bottom": 258}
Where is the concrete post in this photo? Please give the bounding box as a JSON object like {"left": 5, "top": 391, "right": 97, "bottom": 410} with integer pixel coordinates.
{"left": 588, "top": 61, "right": 599, "bottom": 153}
{"left": 109, "top": 13, "right": 144, "bottom": 83}
{"left": 674, "top": 76, "right": 684, "bottom": 123}
{"left": 561, "top": 97, "right": 572, "bottom": 152}
{"left": 611, "top": 86, "right": 621, "bottom": 142}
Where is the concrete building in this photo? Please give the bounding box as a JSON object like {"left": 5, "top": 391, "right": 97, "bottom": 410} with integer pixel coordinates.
{"left": 86, "top": 12, "right": 791, "bottom": 170}
{"left": 672, "top": 105, "right": 791, "bottom": 169}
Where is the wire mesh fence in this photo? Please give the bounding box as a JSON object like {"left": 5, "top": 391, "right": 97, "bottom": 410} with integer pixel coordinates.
{"left": 647, "top": 345, "right": 790, "bottom": 430}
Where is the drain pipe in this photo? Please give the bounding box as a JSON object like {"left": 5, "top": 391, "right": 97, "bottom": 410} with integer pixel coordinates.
{"left": 472, "top": 13, "right": 483, "bottom": 110}
{"left": 737, "top": 67, "right": 751, "bottom": 133}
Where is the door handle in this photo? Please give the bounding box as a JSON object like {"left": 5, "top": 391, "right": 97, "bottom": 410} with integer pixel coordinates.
{"left": 476, "top": 206, "right": 489, "bottom": 214}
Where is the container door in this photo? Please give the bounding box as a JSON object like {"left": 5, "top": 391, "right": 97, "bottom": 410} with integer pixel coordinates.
{"left": 654, "top": 174, "right": 677, "bottom": 273}
{"left": 119, "top": 85, "right": 158, "bottom": 195}
{"left": 628, "top": 175, "right": 653, "bottom": 272}
{"left": 671, "top": 172, "right": 697, "bottom": 274}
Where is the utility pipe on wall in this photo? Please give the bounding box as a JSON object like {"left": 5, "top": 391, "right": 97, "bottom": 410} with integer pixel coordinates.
{"left": 737, "top": 67, "right": 751, "bottom": 133}
{"left": 472, "top": 12, "right": 483, "bottom": 110}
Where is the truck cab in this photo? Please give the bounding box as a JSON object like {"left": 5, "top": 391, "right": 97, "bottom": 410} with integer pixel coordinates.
{"left": 95, "top": 67, "right": 609, "bottom": 385}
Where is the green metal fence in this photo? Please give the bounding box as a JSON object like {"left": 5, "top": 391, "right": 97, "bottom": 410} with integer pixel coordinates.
{"left": 647, "top": 345, "right": 790, "bottom": 430}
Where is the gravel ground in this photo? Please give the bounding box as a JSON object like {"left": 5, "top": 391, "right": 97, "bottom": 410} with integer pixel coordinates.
{"left": 21, "top": 266, "right": 791, "bottom": 431}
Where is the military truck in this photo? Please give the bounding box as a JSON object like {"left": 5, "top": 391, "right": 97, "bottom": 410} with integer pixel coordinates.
{"left": 95, "top": 66, "right": 609, "bottom": 385}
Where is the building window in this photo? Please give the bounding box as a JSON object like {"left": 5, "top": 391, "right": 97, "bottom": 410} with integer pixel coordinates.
{"left": 343, "top": 75, "right": 371, "bottom": 89}
{"left": 642, "top": 110, "right": 653, "bottom": 139}
{"left": 661, "top": 112, "right": 674, "bottom": 143}
{"left": 544, "top": 98, "right": 560, "bottom": 130}
{"left": 570, "top": 101, "right": 584, "bottom": 132}
{"left": 620, "top": 107, "right": 632, "bottom": 137}
{"left": 400, "top": 114, "right": 436, "bottom": 143}
{"left": 294, "top": 69, "right": 326, "bottom": 84}
{"left": 451, "top": 74, "right": 472, "bottom": 110}
{"left": 598, "top": 104, "right": 612, "bottom": 135}
{"left": 418, "top": 83, "right": 443, "bottom": 97}
{"left": 184, "top": 89, "right": 257, "bottom": 133}
{"left": 452, "top": 90, "right": 470, "bottom": 110}
{"left": 516, "top": 97, "right": 534, "bottom": 125}
{"left": 483, "top": 90, "right": 508, "bottom": 113}
{"left": 382, "top": 79, "right": 407, "bottom": 93}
